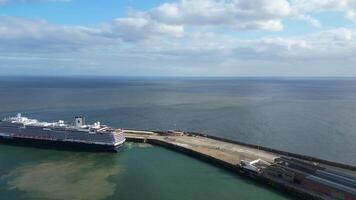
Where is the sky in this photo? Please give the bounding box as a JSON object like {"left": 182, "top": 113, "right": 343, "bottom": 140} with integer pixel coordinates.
{"left": 0, "top": 0, "right": 356, "bottom": 76}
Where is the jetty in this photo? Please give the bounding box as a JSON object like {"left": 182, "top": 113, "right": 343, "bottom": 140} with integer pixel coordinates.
{"left": 123, "top": 129, "right": 356, "bottom": 200}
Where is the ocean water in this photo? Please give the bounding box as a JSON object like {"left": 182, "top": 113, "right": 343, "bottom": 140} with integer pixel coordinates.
{"left": 0, "top": 76, "right": 355, "bottom": 199}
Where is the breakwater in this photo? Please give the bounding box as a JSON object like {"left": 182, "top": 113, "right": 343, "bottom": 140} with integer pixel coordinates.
{"left": 184, "top": 131, "right": 356, "bottom": 171}
{"left": 123, "top": 129, "right": 356, "bottom": 200}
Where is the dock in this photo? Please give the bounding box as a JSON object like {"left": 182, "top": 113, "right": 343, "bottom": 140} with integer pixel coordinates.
{"left": 123, "top": 129, "right": 356, "bottom": 200}
{"left": 125, "top": 131, "right": 277, "bottom": 165}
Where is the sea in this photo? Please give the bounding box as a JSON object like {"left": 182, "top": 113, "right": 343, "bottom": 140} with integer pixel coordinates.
{"left": 0, "top": 76, "right": 355, "bottom": 200}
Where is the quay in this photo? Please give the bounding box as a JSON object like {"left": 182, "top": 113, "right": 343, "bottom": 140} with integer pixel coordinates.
{"left": 123, "top": 129, "right": 356, "bottom": 200}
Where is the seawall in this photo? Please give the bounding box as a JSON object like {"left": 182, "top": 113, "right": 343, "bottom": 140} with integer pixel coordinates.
{"left": 123, "top": 130, "right": 356, "bottom": 200}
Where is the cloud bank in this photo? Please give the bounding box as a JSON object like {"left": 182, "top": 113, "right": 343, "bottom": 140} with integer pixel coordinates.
{"left": 0, "top": 0, "right": 356, "bottom": 76}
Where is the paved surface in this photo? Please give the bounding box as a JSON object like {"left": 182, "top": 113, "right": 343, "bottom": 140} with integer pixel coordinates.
{"left": 124, "top": 131, "right": 278, "bottom": 165}
{"left": 124, "top": 130, "right": 356, "bottom": 175}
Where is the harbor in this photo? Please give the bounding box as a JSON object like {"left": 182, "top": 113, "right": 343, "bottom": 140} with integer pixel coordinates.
{"left": 1, "top": 113, "right": 355, "bottom": 199}
{"left": 123, "top": 129, "right": 356, "bottom": 200}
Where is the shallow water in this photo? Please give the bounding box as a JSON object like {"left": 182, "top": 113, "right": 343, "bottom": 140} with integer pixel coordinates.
{"left": 0, "top": 144, "right": 292, "bottom": 200}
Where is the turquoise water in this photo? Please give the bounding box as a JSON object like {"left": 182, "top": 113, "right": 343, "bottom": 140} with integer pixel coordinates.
{"left": 1, "top": 77, "right": 356, "bottom": 199}
{"left": 0, "top": 144, "right": 292, "bottom": 200}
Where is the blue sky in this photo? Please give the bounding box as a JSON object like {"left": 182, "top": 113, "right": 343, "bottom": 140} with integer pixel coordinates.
{"left": 0, "top": 0, "right": 356, "bottom": 76}
{"left": 0, "top": 0, "right": 170, "bottom": 25}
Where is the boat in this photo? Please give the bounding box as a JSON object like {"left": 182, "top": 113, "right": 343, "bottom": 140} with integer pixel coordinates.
{"left": 0, "top": 113, "right": 125, "bottom": 152}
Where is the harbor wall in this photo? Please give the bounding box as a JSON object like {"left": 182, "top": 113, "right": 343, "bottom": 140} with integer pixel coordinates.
{"left": 127, "top": 129, "right": 356, "bottom": 171}
{"left": 125, "top": 136, "right": 324, "bottom": 200}
{"left": 180, "top": 131, "right": 356, "bottom": 171}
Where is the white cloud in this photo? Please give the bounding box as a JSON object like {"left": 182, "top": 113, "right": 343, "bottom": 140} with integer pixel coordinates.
{"left": 0, "top": 17, "right": 111, "bottom": 53}
{"left": 290, "top": 0, "right": 353, "bottom": 12}
{"left": 1, "top": 15, "right": 355, "bottom": 63}
{"left": 131, "top": 27, "right": 356, "bottom": 63}
{"left": 1, "top": 0, "right": 356, "bottom": 76}
{"left": 236, "top": 28, "right": 356, "bottom": 61}
{"left": 290, "top": 0, "right": 356, "bottom": 23}
{"left": 122, "top": 0, "right": 356, "bottom": 31}
{"left": 346, "top": 10, "right": 356, "bottom": 21}
{"left": 148, "top": 0, "right": 291, "bottom": 31}
{"left": 100, "top": 14, "right": 184, "bottom": 42}
{"left": 0, "top": 15, "right": 183, "bottom": 52}
{"left": 296, "top": 14, "right": 321, "bottom": 28}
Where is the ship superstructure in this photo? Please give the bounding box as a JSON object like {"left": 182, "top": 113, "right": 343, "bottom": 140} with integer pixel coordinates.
{"left": 0, "top": 113, "right": 125, "bottom": 152}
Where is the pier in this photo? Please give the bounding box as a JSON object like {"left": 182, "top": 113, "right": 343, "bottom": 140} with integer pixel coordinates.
{"left": 123, "top": 129, "right": 356, "bottom": 200}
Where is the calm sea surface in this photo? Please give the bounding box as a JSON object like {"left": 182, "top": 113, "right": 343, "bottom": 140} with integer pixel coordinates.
{"left": 1, "top": 77, "right": 356, "bottom": 200}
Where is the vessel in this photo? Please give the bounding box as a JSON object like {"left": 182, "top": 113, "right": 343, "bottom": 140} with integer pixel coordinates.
{"left": 0, "top": 113, "right": 125, "bottom": 152}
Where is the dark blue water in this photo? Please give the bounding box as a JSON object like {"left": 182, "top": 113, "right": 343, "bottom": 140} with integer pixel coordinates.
{"left": 0, "top": 76, "right": 355, "bottom": 166}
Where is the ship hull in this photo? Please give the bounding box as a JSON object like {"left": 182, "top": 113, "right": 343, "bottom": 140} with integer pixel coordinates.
{"left": 0, "top": 135, "right": 124, "bottom": 153}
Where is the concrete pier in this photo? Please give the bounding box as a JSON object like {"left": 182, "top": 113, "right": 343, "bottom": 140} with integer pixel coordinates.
{"left": 125, "top": 131, "right": 277, "bottom": 164}
{"left": 123, "top": 129, "right": 356, "bottom": 200}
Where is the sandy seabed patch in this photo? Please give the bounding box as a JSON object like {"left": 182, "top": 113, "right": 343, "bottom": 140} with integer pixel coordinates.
{"left": 137, "top": 143, "right": 153, "bottom": 148}
{"left": 126, "top": 142, "right": 153, "bottom": 149}
{"left": 1, "top": 154, "right": 124, "bottom": 200}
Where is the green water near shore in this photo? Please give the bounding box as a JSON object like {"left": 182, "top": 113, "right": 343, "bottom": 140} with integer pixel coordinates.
{"left": 0, "top": 144, "right": 293, "bottom": 200}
